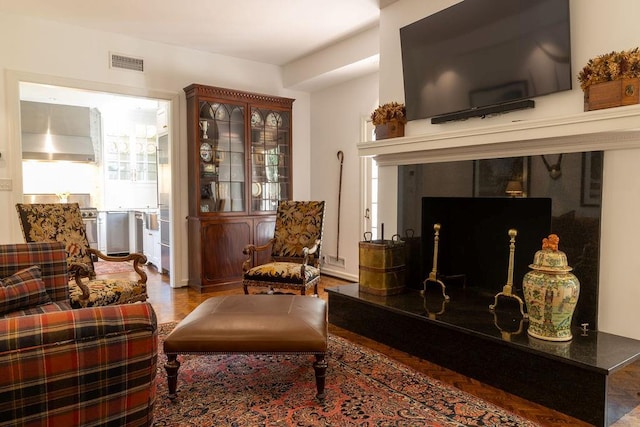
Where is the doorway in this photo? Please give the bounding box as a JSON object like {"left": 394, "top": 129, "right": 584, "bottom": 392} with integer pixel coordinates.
{"left": 16, "top": 81, "right": 175, "bottom": 285}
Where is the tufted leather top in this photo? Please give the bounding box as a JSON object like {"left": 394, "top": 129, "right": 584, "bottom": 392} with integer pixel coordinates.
{"left": 164, "top": 295, "right": 327, "bottom": 354}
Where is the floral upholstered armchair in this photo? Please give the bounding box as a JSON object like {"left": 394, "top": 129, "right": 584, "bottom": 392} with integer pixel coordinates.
{"left": 15, "top": 203, "right": 148, "bottom": 308}
{"left": 242, "top": 200, "right": 325, "bottom": 295}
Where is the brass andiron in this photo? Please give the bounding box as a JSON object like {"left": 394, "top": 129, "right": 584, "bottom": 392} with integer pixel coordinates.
{"left": 492, "top": 311, "right": 525, "bottom": 342}
{"left": 489, "top": 229, "right": 528, "bottom": 319}
{"left": 421, "top": 223, "right": 450, "bottom": 301}
{"left": 424, "top": 295, "right": 449, "bottom": 320}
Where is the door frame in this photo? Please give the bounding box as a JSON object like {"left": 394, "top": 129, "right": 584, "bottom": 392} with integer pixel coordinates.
{"left": 4, "top": 69, "right": 183, "bottom": 287}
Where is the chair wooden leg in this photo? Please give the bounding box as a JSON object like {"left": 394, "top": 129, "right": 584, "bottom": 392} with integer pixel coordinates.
{"left": 243, "top": 283, "right": 249, "bottom": 294}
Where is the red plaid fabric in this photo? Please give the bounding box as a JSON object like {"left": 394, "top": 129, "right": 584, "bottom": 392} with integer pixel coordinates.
{"left": 0, "top": 266, "right": 52, "bottom": 315}
{"left": 0, "top": 299, "right": 70, "bottom": 318}
{"left": 0, "top": 243, "right": 157, "bottom": 426}
{"left": 0, "top": 302, "right": 158, "bottom": 426}
{"left": 0, "top": 242, "right": 69, "bottom": 304}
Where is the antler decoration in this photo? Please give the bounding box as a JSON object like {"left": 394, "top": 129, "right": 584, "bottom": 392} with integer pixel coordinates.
{"left": 541, "top": 154, "right": 563, "bottom": 180}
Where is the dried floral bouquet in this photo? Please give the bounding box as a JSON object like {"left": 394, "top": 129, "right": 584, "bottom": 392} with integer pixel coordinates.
{"left": 371, "top": 102, "right": 407, "bottom": 126}
{"left": 578, "top": 47, "right": 640, "bottom": 92}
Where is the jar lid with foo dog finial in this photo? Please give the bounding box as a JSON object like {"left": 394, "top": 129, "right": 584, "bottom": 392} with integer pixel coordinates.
{"left": 522, "top": 234, "right": 580, "bottom": 341}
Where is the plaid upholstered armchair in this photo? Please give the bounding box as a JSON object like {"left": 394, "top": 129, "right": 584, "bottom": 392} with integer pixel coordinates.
{"left": 242, "top": 200, "right": 325, "bottom": 295}
{"left": 15, "top": 203, "right": 148, "bottom": 308}
{"left": 0, "top": 242, "right": 157, "bottom": 425}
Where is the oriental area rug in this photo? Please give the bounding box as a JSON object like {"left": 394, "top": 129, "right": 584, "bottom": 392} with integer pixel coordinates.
{"left": 152, "top": 322, "right": 539, "bottom": 426}
{"left": 93, "top": 260, "right": 136, "bottom": 275}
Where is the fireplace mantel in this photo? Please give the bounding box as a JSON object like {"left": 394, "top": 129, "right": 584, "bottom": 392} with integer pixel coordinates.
{"left": 358, "top": 105, "right": 640, "bottom": 166}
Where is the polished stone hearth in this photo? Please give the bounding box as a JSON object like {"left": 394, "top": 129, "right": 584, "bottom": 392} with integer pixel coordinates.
{"left": 327, "top": 283, "right": 640, "bottom": 426}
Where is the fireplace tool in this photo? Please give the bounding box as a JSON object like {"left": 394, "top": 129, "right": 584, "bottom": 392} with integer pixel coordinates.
{"left": 327, "top": 151, "right": 345, "bottom": 267}
{"left": 489, "top": 229, "right": 528, "bottom": 319}
{"left": 421, "top": 223, "right": 450, "bottom": 300}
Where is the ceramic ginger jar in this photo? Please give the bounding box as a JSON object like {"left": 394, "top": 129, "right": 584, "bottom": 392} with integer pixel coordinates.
{"left": 522, "top": 234, "right": 580, "bottom": 341}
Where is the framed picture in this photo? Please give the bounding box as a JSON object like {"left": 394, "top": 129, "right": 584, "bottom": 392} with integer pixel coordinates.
{"left": 581, "top": 151, "right": 603, "bottom": 206}
{"left": 473, "top": 157, "right": 529, "bottom": 197}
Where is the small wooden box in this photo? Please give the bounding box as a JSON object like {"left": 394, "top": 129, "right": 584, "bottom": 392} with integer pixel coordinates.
{"left": 585, "top": 78, "right": 639, "bottom": 111}
{"left": 374, "top": 120, "right": 405, "bottom": 140}
{"left": 359, "top": 239, "right": 406, "bottom": 296}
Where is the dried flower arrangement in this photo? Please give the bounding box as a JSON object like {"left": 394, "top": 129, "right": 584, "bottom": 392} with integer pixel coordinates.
{"left": 370, "top": 102, "right": 407, "bottom": 126}
{"left": 578, "top": 47, "right": 640, "bottom": 92}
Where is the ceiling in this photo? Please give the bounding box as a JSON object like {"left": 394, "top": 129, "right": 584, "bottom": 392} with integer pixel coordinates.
{"left": 0, "top": 0, "right": 392, "bottom": 66}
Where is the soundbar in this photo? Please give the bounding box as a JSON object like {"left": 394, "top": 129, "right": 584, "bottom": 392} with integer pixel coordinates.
{"left": 430, "top": 99, "right": 535, "bottom": 124}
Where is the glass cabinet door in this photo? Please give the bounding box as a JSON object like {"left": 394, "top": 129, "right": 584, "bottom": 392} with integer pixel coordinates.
{"left": 105, "top": 135, "right": 129, "bottom": 180}
{"left": 105, "top": 125, "right": 157, "bottom": 182}
{"left": 250, "top": 107, "right": 290, "bottom": 213}
{"left": 198, "top": 101, "right": 245, "bottom": 214}
{"left": 133, "top": 125, "right": 157, "bottom": 182}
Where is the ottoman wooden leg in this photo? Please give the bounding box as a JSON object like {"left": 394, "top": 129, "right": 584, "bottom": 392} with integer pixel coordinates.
{"left": 313, "top": 353, "right": 327, "bottom": 401}
{"left": 165, "top": 353, "right": 181, "bottom": 399}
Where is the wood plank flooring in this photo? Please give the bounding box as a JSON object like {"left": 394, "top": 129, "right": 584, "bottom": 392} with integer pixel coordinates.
{"left": 123, "top": 266, "right": 639, "bottom": 427}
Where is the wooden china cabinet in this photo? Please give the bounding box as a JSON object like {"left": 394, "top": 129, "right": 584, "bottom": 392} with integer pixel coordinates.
{"left": 184, "top": 84, "right": 294, "bottom": 291}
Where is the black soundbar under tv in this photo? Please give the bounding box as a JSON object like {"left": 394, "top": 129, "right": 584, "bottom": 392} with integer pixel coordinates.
{"left": 430, "top": 99, "right": 535, "bottom": 124}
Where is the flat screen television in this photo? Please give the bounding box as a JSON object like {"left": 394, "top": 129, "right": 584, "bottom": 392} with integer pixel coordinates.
{"left": 400, "top": 0, "right": 572, "bottom": 122}
{"left": 421, "top": 197, "right": 552, "bottom": 293}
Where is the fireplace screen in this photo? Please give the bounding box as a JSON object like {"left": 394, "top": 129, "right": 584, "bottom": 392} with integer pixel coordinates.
{"left": 420, "top": 196, "right": 551, "bottom": 293}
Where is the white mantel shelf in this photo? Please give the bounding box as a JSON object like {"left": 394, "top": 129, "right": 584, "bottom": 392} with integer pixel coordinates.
{"left": 358, "top": 105, "right": 640, "bottom": 166}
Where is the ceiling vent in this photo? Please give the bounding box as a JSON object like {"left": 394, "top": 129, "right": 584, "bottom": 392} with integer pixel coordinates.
{"left": 110, "top": 53, "right": 144, "bottom": 72}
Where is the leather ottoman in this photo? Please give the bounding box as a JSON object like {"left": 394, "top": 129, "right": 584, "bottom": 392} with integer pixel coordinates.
{"left": 163, "top": 294, "right": 328, "bottom": 401}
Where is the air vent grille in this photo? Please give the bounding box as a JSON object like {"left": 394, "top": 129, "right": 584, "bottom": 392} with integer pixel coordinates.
{"left": 110, "top": 53, "right": 144, "bottom": 72}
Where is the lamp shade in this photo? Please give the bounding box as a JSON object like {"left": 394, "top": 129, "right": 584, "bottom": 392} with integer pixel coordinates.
{"left": 505, "top": 180, "right": 523, "bottom": 197}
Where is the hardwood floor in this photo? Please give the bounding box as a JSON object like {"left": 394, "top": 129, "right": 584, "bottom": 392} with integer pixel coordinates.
{"left": 128, "top": 266, "right": 638, "bottom": 427}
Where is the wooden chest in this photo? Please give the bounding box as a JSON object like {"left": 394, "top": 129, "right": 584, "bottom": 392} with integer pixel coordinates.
{"left": 584, "top": 77, "right": 639, "bottom": 111}
{"left": 374, "top": 120, "right": 405, "bottom": 140}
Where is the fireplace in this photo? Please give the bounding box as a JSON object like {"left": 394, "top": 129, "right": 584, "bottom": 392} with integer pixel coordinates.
{"left": 359, "top": 105, "right": 640, "bottom": 337}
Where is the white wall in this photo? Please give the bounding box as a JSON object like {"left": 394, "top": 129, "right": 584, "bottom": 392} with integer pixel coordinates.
{"left": 373, "top": 0, "right": 640, "bottom": 339}
{"left": 310, "top": 72, "right": 379, "bottom": 280}
{"left": 600, "top": 150, "right": 640, "bottom": 338}
{"left": 0, "top": 11, "right": 311, "bottom": 288}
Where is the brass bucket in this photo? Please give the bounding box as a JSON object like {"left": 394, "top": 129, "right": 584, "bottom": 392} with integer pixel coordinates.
{"left": 359, "top": 233, "right": 406, "bottom": 296}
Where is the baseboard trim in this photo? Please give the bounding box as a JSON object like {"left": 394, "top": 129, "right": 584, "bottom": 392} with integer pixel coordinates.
{"left": 321, "top": 268, "right": 357, "bottom": 282}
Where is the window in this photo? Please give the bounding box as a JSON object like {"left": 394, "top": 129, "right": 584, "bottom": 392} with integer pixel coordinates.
{"left": 361, "top": 117, "right": 378, "bottom": 239}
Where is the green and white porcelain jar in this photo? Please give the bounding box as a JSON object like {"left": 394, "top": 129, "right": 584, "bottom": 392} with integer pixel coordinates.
{"left": 522, "top": 235, "right": 580, "bottom": 341}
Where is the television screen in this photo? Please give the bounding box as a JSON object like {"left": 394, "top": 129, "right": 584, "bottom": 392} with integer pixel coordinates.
{"left": 421, "top": 197, "right": 552, "bottom": 293}
{"left": 400, "top": 0, "right": 572, "bottom": 121}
